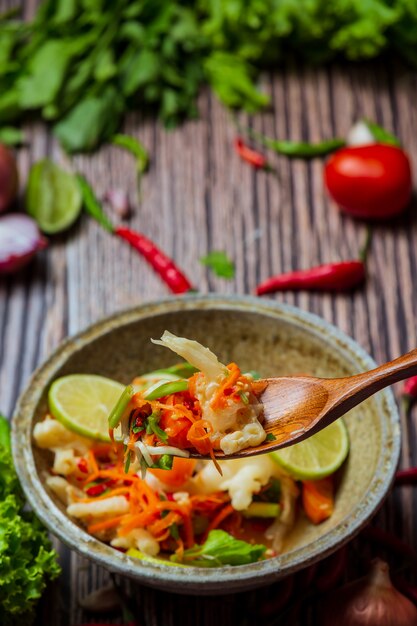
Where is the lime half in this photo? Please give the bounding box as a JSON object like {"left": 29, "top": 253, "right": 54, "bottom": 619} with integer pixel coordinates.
{"left": 26, "top": 160, "right": 82, "bottom": 234}
{"left": 48, "top": 374, "right": 124, "bottom": 442}
{"left": 270, "top": 418, "right": 349, "bottom": 480}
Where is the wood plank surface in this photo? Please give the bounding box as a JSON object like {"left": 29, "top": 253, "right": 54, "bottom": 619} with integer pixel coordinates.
{"left": 2, "top": 3, "right": 417, "bottom": 624}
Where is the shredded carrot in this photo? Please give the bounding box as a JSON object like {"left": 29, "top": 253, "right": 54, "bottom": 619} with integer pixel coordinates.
{"left": 201, "top": 504, "right": 235, "bottom": 542}
{"left": 210, "top": 363, "right": 241, "bottom": 410}
{"left": 88, "top": 449, "right": 99, "bottom": 475}
{"left": 88, "top": 515, "right": 128, "bottom": 534}
{"left": 187, "top": 419, "right": 214, "bottom": 455}
{"left": 74, "top": 487, "right": 131, "bottom": 503}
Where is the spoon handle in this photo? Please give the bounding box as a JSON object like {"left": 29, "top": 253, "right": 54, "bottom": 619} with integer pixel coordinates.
{"left": 330, "top": 347, "right": 417, "bottom": 417}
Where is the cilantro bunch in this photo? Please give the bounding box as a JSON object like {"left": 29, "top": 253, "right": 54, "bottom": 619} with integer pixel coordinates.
{"left": 1, "top": 0, "right": 417, "bottom": 153}
{"left": 0, "top": 415, "right": 61, "bottom": 626}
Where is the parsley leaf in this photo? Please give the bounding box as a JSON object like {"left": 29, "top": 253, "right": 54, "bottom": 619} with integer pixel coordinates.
{"left": 200, "top": 251, "right": 235, "bottom": 279}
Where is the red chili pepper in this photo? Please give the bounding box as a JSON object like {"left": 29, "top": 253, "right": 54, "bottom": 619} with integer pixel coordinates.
{"left": 395, "top": 467, "right": 417, "bottom": 485}
{"left": 85, "top": 483, "right": 108, "bottom": 497}
{"left": 402, "top": 376, "right": 417, "bottom": 414}
{"left": 234, "top": 137, "right": 268, "bottom": 169}
{"left": 256, "top": 228, "right": 371, "bottom": 295}
{"left": 77, "top": 458, "right": 89, "bottom": 474}
{"left": 115, "top": 227, "right": 193, "bottom": 294}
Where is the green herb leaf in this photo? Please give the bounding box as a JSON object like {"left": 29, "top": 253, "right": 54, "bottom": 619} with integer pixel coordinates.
{"left": 55, "top": 87, "right": 124, "bottom": 153}
{"left": 200, "top": 251, "right": 235, "bottom": 279}
{"left": 18, "top": 40, "right": 73, "bottom": 109}
{"left": 26, "top": 159, "right": 82, "bottom": 234}
{"left": 171, "top": 529, "right": 266, "bottom": 567}
{"left": 265, "top": 433, "right": 277, "bottom": 442}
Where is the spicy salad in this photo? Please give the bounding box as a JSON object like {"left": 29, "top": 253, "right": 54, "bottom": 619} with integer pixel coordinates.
{"left": 33, "top": 333, "right": 348, "bottom": 567}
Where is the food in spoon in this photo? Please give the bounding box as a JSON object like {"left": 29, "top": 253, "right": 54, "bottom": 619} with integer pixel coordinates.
{"left": 108, "top": 331, "right": 267, "bottom": 470}
{"left": 33, "top": 335, "right": 349, "bottom": 566}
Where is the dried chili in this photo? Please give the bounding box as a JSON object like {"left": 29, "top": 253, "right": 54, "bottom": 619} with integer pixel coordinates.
{"left": 234, "top": 137, "right": 268, "bottom": 169}
{"left": 256, "top": 228, "right": 371, "bottom": 295}
{"left": 115, "top": 227, "right": 193, "bottom": 294}
{"left": 77, "top": 176, "right": 193, "bottom": 294}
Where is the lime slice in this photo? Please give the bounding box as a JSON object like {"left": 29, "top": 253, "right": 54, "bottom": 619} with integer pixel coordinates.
{"left": 48, "top": 374, "right": 124, "bottom": 442}
{"left": 26, "top": 159, "right": 82, "bottom": 234}
{"left": 270, "top": 419, "right": 349, "bottom": 480}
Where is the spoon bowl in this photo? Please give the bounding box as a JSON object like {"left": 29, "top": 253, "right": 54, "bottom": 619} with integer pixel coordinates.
{"left": 190, "top": 347, "right": 417, "bottom": 460}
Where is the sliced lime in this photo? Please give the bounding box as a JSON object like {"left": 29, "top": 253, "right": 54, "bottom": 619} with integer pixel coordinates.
{"left": 270, "top": 418, "right": 349, "bottom": 480}
{"left": 48, "top": 374, "right": 124, "bottom": 442}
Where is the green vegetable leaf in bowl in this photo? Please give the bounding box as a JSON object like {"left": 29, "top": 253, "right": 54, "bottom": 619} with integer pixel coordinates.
{"left": 170, "top": 529, "right": 266, "bottom": 567}
{"left": 0, "top": 415, "right": 61, "bottom": 625}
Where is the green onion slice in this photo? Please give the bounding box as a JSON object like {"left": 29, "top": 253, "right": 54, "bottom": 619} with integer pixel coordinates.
{"left": 144, "top": 379, "right": 188, "bottom": 401}
{"left": 108, "top": 384, "right": 135, "bottom": 429}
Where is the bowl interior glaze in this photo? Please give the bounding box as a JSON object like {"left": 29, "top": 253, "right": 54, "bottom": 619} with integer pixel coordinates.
{"left": 12, "top": 296, "right": 400, "bottom": 594}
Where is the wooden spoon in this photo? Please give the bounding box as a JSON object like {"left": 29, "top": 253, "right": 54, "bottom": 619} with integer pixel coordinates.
{"left": 189, "top": 347, "right": 417, "bottom": 460}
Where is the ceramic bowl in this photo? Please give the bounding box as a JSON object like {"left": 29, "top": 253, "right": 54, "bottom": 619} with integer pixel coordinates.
{"left": 12, "top": 295, "right": 400, "bottom": 594}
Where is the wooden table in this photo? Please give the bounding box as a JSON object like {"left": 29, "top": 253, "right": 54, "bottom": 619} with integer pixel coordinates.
{"left": 2, "top": 5, "right": 417, "bottom": 623}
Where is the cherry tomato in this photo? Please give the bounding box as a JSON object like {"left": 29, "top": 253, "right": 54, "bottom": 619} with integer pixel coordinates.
{"left": 324, "top": 144, "right": 412, "bottom": 219}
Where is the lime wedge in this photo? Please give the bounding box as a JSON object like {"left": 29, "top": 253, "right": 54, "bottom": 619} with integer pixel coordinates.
{"left": 26, "top": 159, "right": 82, "bottom": 234}
{"left": 48, "top": 374, "right": 124, "bottom": 442}
{"left": 270, "top": 418, "right": 349, "bottom": 480}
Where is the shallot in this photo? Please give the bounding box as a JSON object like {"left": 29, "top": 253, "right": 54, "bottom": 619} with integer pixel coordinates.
{"left": 0, "top": 214, "right": 47, "bottom": 274}
{"left": 321, "top": 558, "right": 417, "bottom": 626}
{"left": 0, "top": 144, "right": 18, "bottom": 213}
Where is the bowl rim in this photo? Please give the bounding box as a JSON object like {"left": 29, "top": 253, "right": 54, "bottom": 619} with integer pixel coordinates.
{"left": 12, "top": 294, "right": 401, "bottom": 592}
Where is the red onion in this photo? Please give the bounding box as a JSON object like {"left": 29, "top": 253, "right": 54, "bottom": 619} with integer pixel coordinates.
{"left": 0, "top": 214, "right": 47, "bottom": 274}
{"left": 0, "top": 144, "right": 18, "bottom": 213}
{"left": 321, "top": 559, "right": 417, "bottom": 626}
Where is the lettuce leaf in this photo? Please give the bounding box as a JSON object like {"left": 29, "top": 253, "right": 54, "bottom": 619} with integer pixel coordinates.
{"left": 170, "top": 529, "right": 266, "bottom": 567}
{"left": 0, "top": 416, "right": 61, "bottom": 624}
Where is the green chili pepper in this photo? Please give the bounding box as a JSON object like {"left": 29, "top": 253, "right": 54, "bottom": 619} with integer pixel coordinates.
{"left": 108, "top": 384, "right": 134, "bottom": 429}
{"left": 363, "top": 119, "right": 401, "bottom": 147}
{"left": 241, "top": 126, "right": 345, "bottom": 159}
{"left": 144, "top": 379, "right": 188, "bottom": 401}
{"left": 76, "top": 174, "right": 114, "bottom": 233}
{"left": 112, "top": 134, "right": 149, "bottom": 174}
{"left": 261, "top": 136, "right": 345, "bottom": 158}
